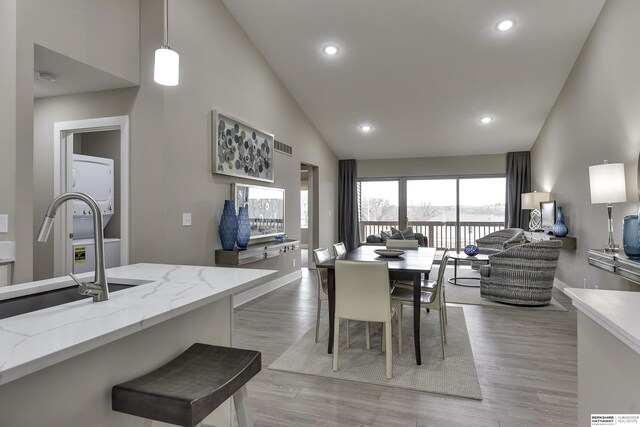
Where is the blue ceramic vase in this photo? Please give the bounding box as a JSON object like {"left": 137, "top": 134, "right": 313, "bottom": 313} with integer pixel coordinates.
{"left": 623, "top": 215, "right": 640, "bottom": 259}
{"left": 464, "top": 244, "right": 479, "bottom": 256}
{"left": 236, "top": 207, "right": 251, "bottom": 250}
{"left": 219, "top": 200, "right": 238, "bottom": 251}
{"left": 553, "top": 207, "right": 568, "bottom": 237}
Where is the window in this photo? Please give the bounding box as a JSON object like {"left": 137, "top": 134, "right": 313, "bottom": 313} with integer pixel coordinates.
{"left": 358, "top": 180, "right": 399, "bottom": 236}
{"left": 459, "top": 178, "right": 506, "bottom": 247}
{"left": 358, "top": 176, "right": 506, "bottom": 250}
{"left": 300, "top": 189, "right": 308, "bottom": 228}
{"left": 407, "top": 179, "right": 457, "bottom": 249}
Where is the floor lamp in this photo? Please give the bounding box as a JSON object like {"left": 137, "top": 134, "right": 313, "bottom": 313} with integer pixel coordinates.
{"left": 589, "top": 161, "right": 627, "bottom": 251}
{"left": 521, "top": 191, "right": 551, "bottom": 231}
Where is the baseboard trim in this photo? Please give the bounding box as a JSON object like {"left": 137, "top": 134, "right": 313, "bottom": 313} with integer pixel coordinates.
{"left": 233, "top": 269, "right": 303, "bottom": 308}
{"left": 553, "top": 277, "right": 570, "bottom": 291}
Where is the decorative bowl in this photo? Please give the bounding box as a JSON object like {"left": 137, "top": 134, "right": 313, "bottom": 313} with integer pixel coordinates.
{"left": 463, "top": 245, "right": 479, "bottom": 256}
{"left": 374, "top": 249, "right": 405, "bottom": 258}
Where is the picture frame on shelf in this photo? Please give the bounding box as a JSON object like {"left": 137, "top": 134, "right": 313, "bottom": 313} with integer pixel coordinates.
{"left": 540, "top": 200, "right": 557, "bottom": 233}
{"left": 232, "top": 183, "right": 285, "bottom": 240}
{"left": 212, "top": 110, "right": 274, "bottom": 183}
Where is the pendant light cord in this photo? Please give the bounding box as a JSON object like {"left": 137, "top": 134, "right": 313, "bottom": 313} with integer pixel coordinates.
{"left": 164, "top": 0, "right": 169, "bottom": 47}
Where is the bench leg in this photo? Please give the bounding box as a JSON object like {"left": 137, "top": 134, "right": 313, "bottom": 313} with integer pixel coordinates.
{"left": 233, "top": 385, "right": 254, "bottom": 427}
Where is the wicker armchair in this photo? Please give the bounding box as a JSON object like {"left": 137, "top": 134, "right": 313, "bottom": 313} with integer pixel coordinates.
{"left": 479, "top": 240, "right": 562, "bottom": 306}
{"left": 476, "top": 228, "right": 525, "bottom": 255}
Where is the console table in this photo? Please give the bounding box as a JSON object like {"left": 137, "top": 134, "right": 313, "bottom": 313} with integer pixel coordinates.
{"left": 215, "top": 239, "right": 300, "bottom": 266}
{"left": 588, "top": 249, "right": 640, "bottom": 285}
{"left": 524, "top": 231, "right": 577, "bottom": 249}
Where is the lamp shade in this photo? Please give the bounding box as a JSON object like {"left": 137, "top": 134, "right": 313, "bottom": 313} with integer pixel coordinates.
{"left": 154, "top": 46, "right": 179, "bottom": 86}
{"left": 589, "top": 163, "right": 627, "bottom": 204}
{"left": 521, "top": 192, "right": 551, "bottom": 210}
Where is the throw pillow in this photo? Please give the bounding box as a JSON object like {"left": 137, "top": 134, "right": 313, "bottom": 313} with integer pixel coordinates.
{"left": 390, "top": 227, "right": 407, "bottom": 239}
{"left": 366, "top": 234, "right": 383, "bottom": 244}
{"left": 380, "top": 230, "right": 393, "bottom": 242}
{"left": 400, "top": 227, "right": 415, "bottom": 239}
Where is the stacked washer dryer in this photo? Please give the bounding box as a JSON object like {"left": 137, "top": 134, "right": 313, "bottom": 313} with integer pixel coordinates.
{"left": 71, "top": 154, "right": 121, "bottom": 274}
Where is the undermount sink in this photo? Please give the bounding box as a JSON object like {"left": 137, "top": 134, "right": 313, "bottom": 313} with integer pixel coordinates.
{"left": 0, "top": 278, "right": 152, "bottom": 320}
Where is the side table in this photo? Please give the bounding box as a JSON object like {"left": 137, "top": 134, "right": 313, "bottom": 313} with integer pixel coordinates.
{"left": 447, "top": 252, "right": 490, "bottom": 287}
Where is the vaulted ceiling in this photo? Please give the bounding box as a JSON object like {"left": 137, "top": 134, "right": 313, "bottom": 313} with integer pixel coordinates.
{"left": 223, "top": 0, "right": 605, "bottom": 160}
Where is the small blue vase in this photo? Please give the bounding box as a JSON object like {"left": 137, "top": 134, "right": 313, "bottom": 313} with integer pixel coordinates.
{"left": 553, "top": 207, "right": 568, "bottom": 237}
{"left": 623, "top": 215, "right": 640, "bottom": 259}
{"left": 219, "top": 200, "right": 238, "bottom": 251}
{"left": 464, "top": 245, "right": 479, "bottom": 256}
{"left": 236, "top": 207, "right": 251, "bottom": 250}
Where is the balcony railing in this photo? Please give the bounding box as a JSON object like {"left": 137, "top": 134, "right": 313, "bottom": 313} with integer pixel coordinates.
{"left": 360, "top": 220, "right": 505, "bottom": 250}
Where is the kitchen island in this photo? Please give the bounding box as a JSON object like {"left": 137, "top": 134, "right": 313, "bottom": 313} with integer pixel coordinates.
{"left": 564, "top": 288, "right": 640, "bottom": 426}
{"left": 0, "top": 263, "right": 276, "bottom": 427}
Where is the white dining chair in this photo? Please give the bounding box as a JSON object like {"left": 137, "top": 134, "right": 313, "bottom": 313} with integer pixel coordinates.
{"left": 332, "top": 242, "right": 347, "bottom": 258}
{"left": 386, "top": 239, "right": 419, "bottom": 249}
{"left": 394, "top": 249, "right": 450, "bottom": 325}
{"left": 312, "top": 248, "right": 331, "bottom": 343}
{"left": 314, "top": 247, "right": 371, "bottom": 347}
{"left": 333, "top": 260, "right": 401, "bottom": 379}
{"left": 391, "top": 251, "right": 450, "bottom": 359}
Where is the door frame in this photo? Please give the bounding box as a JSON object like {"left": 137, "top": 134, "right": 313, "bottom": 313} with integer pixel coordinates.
{"left": 301, "top": 162, "right": 319, "bottom": 268}
{"left": 52, "top": 115, "right": 130, "bottom": 276}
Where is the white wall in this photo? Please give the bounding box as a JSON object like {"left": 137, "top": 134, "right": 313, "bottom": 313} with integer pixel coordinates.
{"left": 531, "top": 0, "right": 640, "bottom": 290}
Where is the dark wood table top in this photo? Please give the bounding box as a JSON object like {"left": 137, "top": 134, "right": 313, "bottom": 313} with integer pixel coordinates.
{"left": 316, "top": 245, "right": 436, "bottom": 273}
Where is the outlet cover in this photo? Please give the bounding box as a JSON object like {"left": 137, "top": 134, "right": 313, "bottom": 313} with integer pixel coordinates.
{"left": 0, "top": 215, "right": 7, "bottom": 233}
{"left": 182, "top": 213, "right": 192, "bottom": 227}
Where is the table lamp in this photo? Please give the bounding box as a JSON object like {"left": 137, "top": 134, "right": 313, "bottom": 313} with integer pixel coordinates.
{"left": 589, "top": 161, "right": 627, "bottom": 251}
{"left": 521, "top": 191, "right": 551, "bottom": 231}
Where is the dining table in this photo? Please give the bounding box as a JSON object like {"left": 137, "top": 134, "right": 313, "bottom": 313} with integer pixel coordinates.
{"left": 315, "top": 245, "right": 437, "bottom": 365}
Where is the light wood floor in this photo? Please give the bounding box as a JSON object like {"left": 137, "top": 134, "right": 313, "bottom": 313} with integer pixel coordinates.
{"left": 234, "top": 268, "right": 577, "bottom": 427}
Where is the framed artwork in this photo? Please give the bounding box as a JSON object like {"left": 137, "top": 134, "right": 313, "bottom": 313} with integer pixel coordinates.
{"left": 232, "top": 183, "right": 285, "bottom": 240}
{"left": 213, "top": 110, "right": 274, "bottom": 182}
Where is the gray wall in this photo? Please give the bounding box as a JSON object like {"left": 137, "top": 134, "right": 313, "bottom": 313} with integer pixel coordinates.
{"left": 358, "top": 154, "right": 506, "bottom": 178}
{"left": 9, "top": 0, "right": 140, "bottom": 283}
{"left": 0, "top": 1, "right": 17, "bottom": 247}
{"left": 32, "top": 89, "right": 137, "bottom": 280}
{"left": 125, "top": 0, "right": 337, "bottom": 275}
{"left": 24, "top": 0, "right": 338, "bottom": 282}
{"left": 531, "top": 0, "right": 640, "bottom": 290}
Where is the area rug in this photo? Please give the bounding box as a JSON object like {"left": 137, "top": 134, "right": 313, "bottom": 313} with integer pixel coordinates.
{"left": 438, "top": 266, "right": 568, "bottom": 312}
{"left": 269, "top": 306, "right": 482, "bottom": 400}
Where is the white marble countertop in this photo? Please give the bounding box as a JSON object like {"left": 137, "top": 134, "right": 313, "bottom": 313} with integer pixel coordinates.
{"left": 0, "top": 263, "right": 276, "bottom": 386}
{"left": 564, "top": 288, "right": 640, "bottom": 355}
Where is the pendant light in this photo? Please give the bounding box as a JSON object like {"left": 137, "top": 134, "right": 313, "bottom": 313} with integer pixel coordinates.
{"left": 154, "top": 0, "right": 179, "bottom": 86}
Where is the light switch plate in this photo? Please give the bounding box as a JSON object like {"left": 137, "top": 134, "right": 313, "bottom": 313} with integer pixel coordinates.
{"left": 182, "top": 213, "right": 192, "bottom": 227}
{"left": 0, "top": 215, "right": 7, "bottom": 233}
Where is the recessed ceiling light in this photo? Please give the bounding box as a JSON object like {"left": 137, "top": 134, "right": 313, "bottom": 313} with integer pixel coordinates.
{"left": 36, "top": 71, "right": 57, "bottom": 82}
{"left": 323, "top": 45, "right": 339, "bottom": 56}
{"left": 480, "top": 116, "right": 493, "bottom": 124}
{"left": 360, "top": 124, "right": 372, "bottom": 132}
{"left": 496, "top": 19, "right": 515, "bottom": 32}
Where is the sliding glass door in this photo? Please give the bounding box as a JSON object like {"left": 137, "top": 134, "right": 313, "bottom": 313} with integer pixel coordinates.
{"left": 406, "top": 179, "right": 457, "bottom": 249}
{"left": 459, "top": 177, "right": 506, "bottom": 248}
{"left": 359, "top": 176, "right": 505, "bottom": 250}
{"left": 358, "top": 180, "right": 399, "bottom": 238}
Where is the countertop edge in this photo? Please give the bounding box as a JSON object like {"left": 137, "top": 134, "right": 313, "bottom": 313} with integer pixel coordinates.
{"left": 564, "top": 288, "right": 640, "bottom": 356}
{"left": 0, "top": 265, "right": 278, "bottom": 386}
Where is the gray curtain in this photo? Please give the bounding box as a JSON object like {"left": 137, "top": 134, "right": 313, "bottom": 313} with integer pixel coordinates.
{"left": 505, "top": 151, "right": 531, "bottom": 229}
{"left": 338, "top": 159, "right": 361, "bottom": 252}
